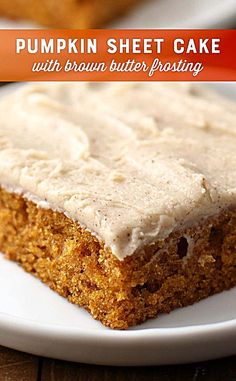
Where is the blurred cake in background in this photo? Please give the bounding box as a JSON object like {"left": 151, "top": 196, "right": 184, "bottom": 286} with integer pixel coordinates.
{"left": 0, "top": 0, "right": 141, "bottom": 28}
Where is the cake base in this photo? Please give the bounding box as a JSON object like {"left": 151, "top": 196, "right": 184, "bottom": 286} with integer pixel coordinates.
{"left": 0, "top": 0, "right": 140, "bottom": 28}
{"left": 0, "top": 187, "right": 236, "bottom": 329}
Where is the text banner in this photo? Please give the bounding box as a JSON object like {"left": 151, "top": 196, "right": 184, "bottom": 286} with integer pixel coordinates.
{"left": 0, "top": 29, "right": 235, "bottom": 81}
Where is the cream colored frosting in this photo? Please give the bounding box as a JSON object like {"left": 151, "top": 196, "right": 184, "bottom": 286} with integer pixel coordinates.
{"left": 0, "top": 82, "right": 236, "bottom": 260}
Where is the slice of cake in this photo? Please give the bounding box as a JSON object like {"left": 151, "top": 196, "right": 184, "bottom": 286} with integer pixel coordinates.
{"left": 0, "top": 0, "right": 141, "bottom": 28}
{"left": 0, "top": 82, "right": 235, "bottom": 329}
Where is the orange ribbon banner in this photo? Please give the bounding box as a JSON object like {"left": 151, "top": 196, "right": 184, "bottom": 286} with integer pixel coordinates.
{"left": 0, "top": 29, "right": 235, "bottom": 81}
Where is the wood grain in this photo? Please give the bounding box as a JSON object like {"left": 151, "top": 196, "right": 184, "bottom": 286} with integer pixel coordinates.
{"left": 40, "top": 356, "right": 236, "bottom": 381}
{"left": 0, "top": 345, "right": 236, "bottom": 381}
{"left": 0, "top": 346, "right": 38, "bottom": 381}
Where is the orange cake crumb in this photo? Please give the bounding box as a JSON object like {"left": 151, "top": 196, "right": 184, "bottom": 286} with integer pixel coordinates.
{"left": 0, "top": 187, "right": 236, "bottom": 329}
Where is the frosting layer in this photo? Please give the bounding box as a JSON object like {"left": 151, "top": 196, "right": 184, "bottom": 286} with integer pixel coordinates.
{"left": 0, "top": 83, "right": 236, "bottom": 259}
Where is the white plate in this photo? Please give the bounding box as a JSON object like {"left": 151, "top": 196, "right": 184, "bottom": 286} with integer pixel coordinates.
{"left": 0, "top": 83, "right": 236, "bottom": 366}
{"left": 0, "top": 0, "right": 236, "bottom": 29}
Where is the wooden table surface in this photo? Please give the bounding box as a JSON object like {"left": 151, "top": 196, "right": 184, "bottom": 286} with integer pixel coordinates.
{"left": 0, "top": 346, "right": 235, "bottom": 381}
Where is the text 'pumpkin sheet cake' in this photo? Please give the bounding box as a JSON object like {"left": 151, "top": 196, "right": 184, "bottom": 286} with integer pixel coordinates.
{"left": 0, "top": 82, "right": 235, "bottom": 329}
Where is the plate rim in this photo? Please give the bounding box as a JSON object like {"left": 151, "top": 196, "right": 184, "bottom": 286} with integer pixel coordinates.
{"left": 1, "top": 311, "right": 236, "bottom": 339}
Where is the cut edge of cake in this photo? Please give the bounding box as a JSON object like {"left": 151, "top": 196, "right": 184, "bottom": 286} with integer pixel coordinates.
{"left": 0, "top": 186, "right": 235, "bottom": 329}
